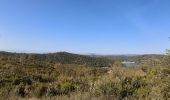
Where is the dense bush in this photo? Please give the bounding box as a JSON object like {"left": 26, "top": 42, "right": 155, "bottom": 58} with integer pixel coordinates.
{"left": 0, "top": 52, "right": 169, "bottom": 100}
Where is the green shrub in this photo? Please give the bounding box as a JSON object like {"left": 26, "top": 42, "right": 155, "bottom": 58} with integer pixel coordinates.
{"left": 134, "top": 87, "right": 150, "bottom": 99}
{"left": 61, "top": 82, "right": 76, "bottom": 94}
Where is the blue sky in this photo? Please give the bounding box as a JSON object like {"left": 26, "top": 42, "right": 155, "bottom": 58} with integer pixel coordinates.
{"left": 0, "top": 0, "right": 170, "bottom": 54}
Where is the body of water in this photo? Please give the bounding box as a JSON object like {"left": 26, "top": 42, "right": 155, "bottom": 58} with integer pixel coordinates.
{"left": 122, "top": 61, "right": 139, "bottom": 67}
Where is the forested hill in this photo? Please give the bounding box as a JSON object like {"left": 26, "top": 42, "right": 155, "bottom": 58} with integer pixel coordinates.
{"left": 0, "top": 51, "right": 112, "bottom": 67}
{"left": 92, "top": 54, "right": 164, "bottom": 63}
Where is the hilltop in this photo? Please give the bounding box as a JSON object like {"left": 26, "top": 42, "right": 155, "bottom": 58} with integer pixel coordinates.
{"left": 0, "top": 51, "right": 112, "bottom": 67}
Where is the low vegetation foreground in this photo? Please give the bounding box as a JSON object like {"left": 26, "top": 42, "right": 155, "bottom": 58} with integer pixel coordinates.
{"left": 0, "top": 52, "right": 169, "bottom": 100}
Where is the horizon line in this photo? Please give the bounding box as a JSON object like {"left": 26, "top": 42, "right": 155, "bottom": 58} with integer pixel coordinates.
{"left": 0, "top": 50, "right": 165, "bottom": 55}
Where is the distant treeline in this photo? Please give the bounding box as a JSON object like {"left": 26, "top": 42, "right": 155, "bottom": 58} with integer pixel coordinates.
{"left": 96, "top": 54, "right": 164, "bottom": 63}
{"left": 0, "top": 51, "right": 112, "bottom": 67}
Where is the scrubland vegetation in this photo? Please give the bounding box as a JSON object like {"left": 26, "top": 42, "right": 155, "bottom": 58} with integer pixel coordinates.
{"left": 0, "top": 52, "right": 169, "bottom": 100}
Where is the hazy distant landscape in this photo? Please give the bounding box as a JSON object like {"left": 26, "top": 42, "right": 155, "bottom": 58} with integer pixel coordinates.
{"left": 0, "top": 0, "right": 170, "bottom": 100}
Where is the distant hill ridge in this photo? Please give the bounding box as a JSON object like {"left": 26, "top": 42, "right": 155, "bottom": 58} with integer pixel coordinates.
{"left": 0, "top": 51, "right": 112, "bottom": 67}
